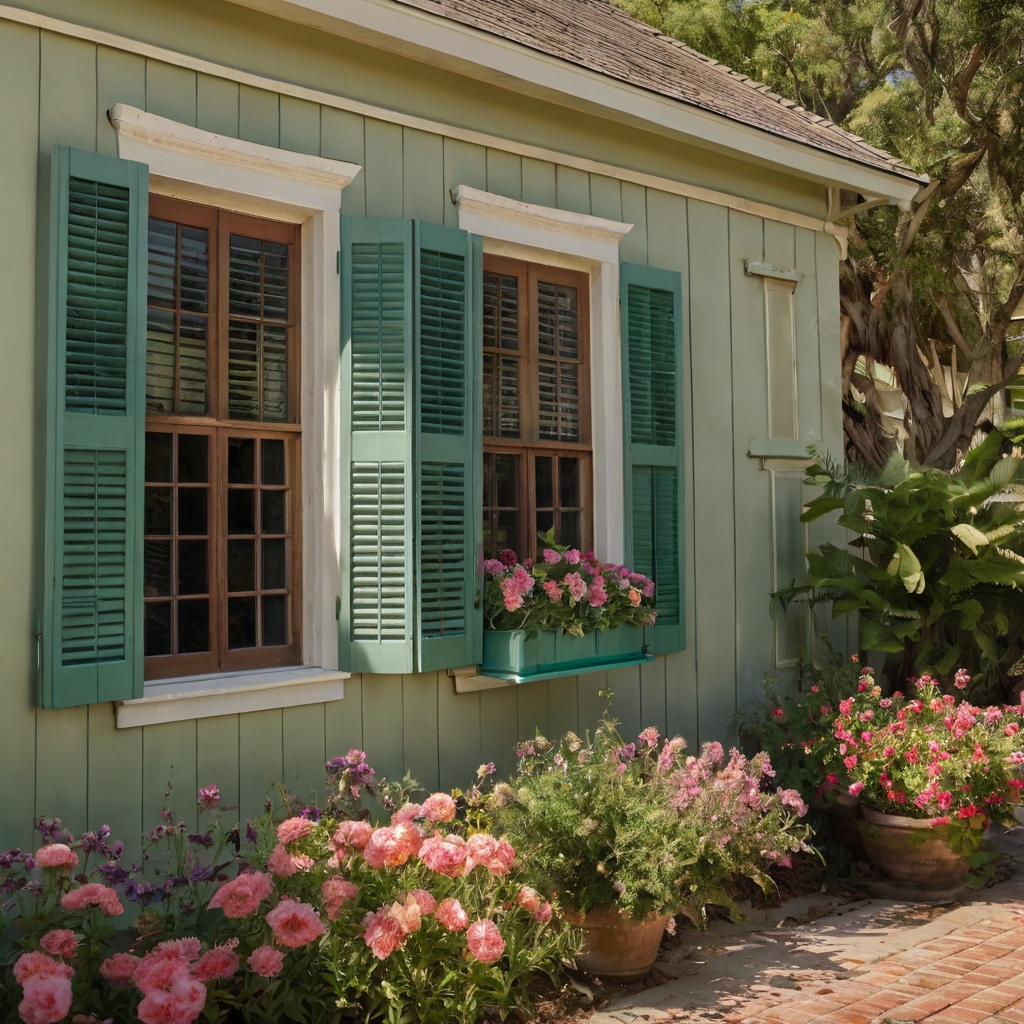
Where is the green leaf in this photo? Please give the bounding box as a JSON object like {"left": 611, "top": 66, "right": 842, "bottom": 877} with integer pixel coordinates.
{"left": 933, "top": 644, "right": 961, "bottom": 676}
{"left": 955, "top": 598, "right": 984, "bottom": 631}
{"left": 859, "top": 617, "right": 906, "bottom": 653}
{"left": 990, "top": 456, "right": 1021, "bottom": 489}
{"left": 890, "top": 542, "right": 925, "bottom": 594}
{"left": 951, "top": 522, "right": 990, "bottom": 554}
{"left": 996, "top": 612, "right": 1010, "bottom": 636}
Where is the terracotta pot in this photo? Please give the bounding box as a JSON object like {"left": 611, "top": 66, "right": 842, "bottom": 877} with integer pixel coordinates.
{"left": 826, "top": 793, "right": 867, "bottom": 860}
{"left": 563, "top": 904, "right": 670, "bottom": 980}
{"left": 859, "top": 806, "right": 969, "bottom": 889}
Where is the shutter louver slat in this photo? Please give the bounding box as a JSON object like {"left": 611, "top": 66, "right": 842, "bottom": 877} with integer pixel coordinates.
{"left": 43, "top": 146, "right": 147, "bottom": 708}
{"left": 621, "top": 263, "right": 685, "bottom": 655}
{"left": 419, "top": 462, "right": 466, "bottom": 638}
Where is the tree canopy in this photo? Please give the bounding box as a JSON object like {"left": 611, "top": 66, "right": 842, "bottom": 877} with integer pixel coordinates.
{"left": 616, "top": 0, "right": 1024, "bottom": 469}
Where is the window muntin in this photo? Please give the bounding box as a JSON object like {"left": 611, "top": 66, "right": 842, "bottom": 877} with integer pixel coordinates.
{"left": 143, "top": 196, "right": 301, "bottom": 680}
{"left": 481, "top": 256, "right": 591, "bottom": 561}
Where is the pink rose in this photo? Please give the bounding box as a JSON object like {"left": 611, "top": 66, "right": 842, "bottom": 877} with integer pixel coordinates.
{"left": 267, "top": 844, "right": 314, "bottom": 877}
{"left": 466, "top": 919, "right": 505, "bottom": 964}
{"left": 266, "top": 899, "right": 325, "bottom": 948}
{"left": 542, "top": 548, "right": 561, "bottom": 564}
{"left": 39, "top": 930, "right": 78, "bottom": 959}
{"left": 247, "top": 945, "right": 285, "bottom": 978}
{"left": 435, "top": 897, "right": 470, "bottom": 932}
{"left": 276, "top": 817, "right": 315, "bottom": 845}
{"left": 192, "top": 944, "right": 240, "bottom": 982}
{"left": 419, "top": 833, "right": 469, "bottom": 877}
{"left": 321, "top": 876, "right": 359, "bottom": 921}
{"left": 99, "top": 953, "right": 140, "bottom": 989}
{"left": 197, "top": 784, "right": 220, "bottom": 811}
{"left": 587, "top": 582, "right": 608, "bottom": 607}
{"left": 61, "top": 884, "right": 123, "bottom": 917}
{"left": 628, "top": 588, "right": 641, "bottom": 607}
{"left": 34, "top": 844, "right": 78, "bottom": 872}
{"left": 565, "top": 549, "right": 581, "bottom": 564}
{"left": 208, "top": 872, "right": 274, "bottom": 919}
{"left": 421, "top": 792, "right": 457, "bottom": 823}
{"left": 847, "top": 781, "right": 864, "bottom": 798}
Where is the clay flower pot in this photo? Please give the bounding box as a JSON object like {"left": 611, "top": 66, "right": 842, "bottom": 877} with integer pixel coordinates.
{"left": 826, "top": 792, "right": 867, "bottom": 860}
{"left": 859, "top": 806, "right": 970, "bottom": 890}
{"left": 564, "top": 904, "right": 670, "bottom": 980}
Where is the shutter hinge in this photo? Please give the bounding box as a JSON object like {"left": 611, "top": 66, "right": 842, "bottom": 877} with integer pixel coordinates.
{"left": 336, "top": 251, "right": 341, "bottom": 274}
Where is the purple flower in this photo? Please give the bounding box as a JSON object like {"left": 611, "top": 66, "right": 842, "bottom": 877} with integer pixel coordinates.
{"left": 300, "top": 806, "right": 323, "bottom": 821}
{"left": 189, "top": 864, "right": 214, "bottom": 882}
{"left": 498, "top": 548, "right": 518, "bottom": 567}
{"left": 245, "top": 821, "right": 259, "bottom": 844}
{"left": 188, "top": 833, "right": 214, "bottom": 849}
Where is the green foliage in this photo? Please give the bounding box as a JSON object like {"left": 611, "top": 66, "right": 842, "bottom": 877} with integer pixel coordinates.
{"left": 487, "top": 714, "right": 813, "bottom": 927}
{"left": 776, "top": 434, "right": 1024, "bottom": 701}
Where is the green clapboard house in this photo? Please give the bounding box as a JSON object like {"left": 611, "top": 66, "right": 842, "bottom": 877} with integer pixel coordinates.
{"left": 0, "top": 0, "right": 924, "bottom": 854}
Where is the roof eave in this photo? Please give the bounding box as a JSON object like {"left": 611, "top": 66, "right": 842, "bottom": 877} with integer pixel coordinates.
{"left": 224, "top": 0, "right": 926, "bottom": 202}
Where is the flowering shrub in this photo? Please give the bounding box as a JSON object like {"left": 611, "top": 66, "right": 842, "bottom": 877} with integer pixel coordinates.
{"left": 0, "top": 758, "right": 577, "bottom": 1024}
{"left": 838, "top": 673, "right": 1024, "bottom": 853}
{"left": 483, "top": 537, "right": 656, "bottom": 638}
{"left": 487, "top": 714, "right": 812, "bottom": 925}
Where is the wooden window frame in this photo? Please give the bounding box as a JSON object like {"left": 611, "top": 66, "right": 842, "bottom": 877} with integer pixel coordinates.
{"left": 144, "top": 195, "right": 302, "bottom": 680}
{"left": 482, "top": 255, "right": 592, "bottom": 561}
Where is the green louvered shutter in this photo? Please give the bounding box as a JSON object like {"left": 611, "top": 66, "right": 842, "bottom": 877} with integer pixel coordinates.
{"left": 415, "top": 222, "right": 481, "bottom": 671}
{"left": 339, "top": 218, "right": 482, "bottom": 674}
{"left": 621, "top": 263, "right": 686, "bottom": 655}
{"left": 42, "top": 146, "right": 148, "bottom": 707}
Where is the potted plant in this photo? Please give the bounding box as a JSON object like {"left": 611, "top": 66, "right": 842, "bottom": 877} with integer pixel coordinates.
{"left": 486, "top": 715, "right": 813, "bottom": 979}
{"left": 840, "top": 672, "right": 1024, "bottom": 892}
{"left": 481, "top": 538, "right": 657, "bottom": 683}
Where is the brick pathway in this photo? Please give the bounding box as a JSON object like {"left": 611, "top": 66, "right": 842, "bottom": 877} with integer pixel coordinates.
{"left": 588, "top": 838, "right": 1024, "bottom": 1024}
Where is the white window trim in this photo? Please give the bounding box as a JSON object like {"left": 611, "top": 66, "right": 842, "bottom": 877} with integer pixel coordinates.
{"left": 453, "top": 185, "right": 633, "bottom": 566}
{"left": 109, "top": 104, "right": 361, "bottom": 728}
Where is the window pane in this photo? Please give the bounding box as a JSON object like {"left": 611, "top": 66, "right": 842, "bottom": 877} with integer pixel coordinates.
{"left": 228, "top": 489, "right": 255, "bottom": 534}
{"left": 177, "top": 539, "right": 208, "bottom": 595}
{"left": 178, "top": 434, "right": 208, "bottom": 483}
{"left": 262, "top": 325, "right": 288, "bottom": 423}
{"left": 178, "top": 316, "right": 207, "bottom": 415}
{"left": 179, "top": 226, "right": 209, "bottom": 313}
{"left": 263, "top": 242, "right": 289, "bottom": 321}
{"left": 145, "top": 432, "right": 172, "bottom": 482}
{"left": 536, "top": 510, "right": 554, "bottom": 538}
{"left": 145, "top": 488, "right": 172, "bottom": 535}
{"left": 262, "top": 490, "right": 286, "bottom": 533}
{"left": 495, "top": 455, "right": 518, "bottom": 508}
{"left": 145, "top": 307, "right": 175, "bottom": 413}
{"left": 229, "top": 235, "right": 263, "bottom": 317}
{"left": 228, "top": 540, "right": 255, "bottom": 592}
{"left": 537, "top": 281, "right": 578, "bottom": 358}
{"left": 262, "top": 595, "right": 288, "bottom": 646}
{"left": 228, "top": 437, "right": 255, "bottom": 483}
{"left": 144, "top": 540, "right": 172, "bottom": 597}
{"left": 228, "top": 321, "right": 260, "bottom": 420}
{"left": 495, "top": 511, "right": 519, "bottom": 553}
{"left": 535, "top": 456, "right": 553, "bottom": 508}
{"left": 178, "top": 489, "right": 207, "bottom": 536}
{"left": 178, "top": 598, "right": 210, "bottom": 654}
{"left": 559, "top": 457, "right": 580, "bottom": 508}
{"left": 147, "top": 219, "right": 176, "bottom": 308}
{"left": 483, "top": 272, "right": 518, "bottom": 351}
{"left": 560, "top": 511, "right": 581, "bottom": 549}
{"left": 262, "top": 539, "right": 287, "bottom": 590}
{"left": 262, "top": 439, "right": 285, "bottom": 485}
{"left": 228, "top": 596, "right": 257, "bottom": 648}
{"left": 538, "top": 359, "right": 579, "bottom": 442}
{"left": 144, "top": 602, "right": 172, "bottom": 656}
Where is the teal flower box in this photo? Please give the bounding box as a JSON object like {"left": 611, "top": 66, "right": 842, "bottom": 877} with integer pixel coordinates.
{"left": 480, "top": 625, "right": 652, "bottom": 684}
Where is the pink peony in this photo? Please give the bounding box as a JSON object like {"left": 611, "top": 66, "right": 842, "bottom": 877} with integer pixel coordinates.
{"left": 389, "top": 895, "right": 423, "bottom": 935}
{"left": 565, "top": 549, "right": 581, "bottom": 564}
{"left": 408, "top": 888, "right": 436, "bottom": 915}
{"left": 466, "top": 919, "right": 505, "bottom": 964}
{"left": 363, "top": 824, "right": 422, "bottom": 869}
{"left": 208, "top": 872, "right": 274, "bottom": 918}
{"left": 39, "top": 930, "right": 78, "bottom": 960}
{"left": 267, "top": 844, "right": 314, "bottom": 877}
{"left": 331, "top": 819, "right": 374, "bottom": 857}
{"left": 543, "top": 580, "right": 563, "bottom": 603}
{"left": 266, "top": 899, "right": 325, "bottom": 948}
{"left": 587, "top": 581, "right": 608, "bottom": 607}
{"left": 563, "top": 572, "right": 587, "bottom": 602}
{"left": 14, "top": 953, "right": 70, "bottom": 985}
{"left": 247, "top": 945, "right": 285, "bottom": 978}
{"left": 515, "top": 886, "right": 542, "bottom": 913}
{"left": 542, "top": 548, "right": 561, "bottom": 564}
{"left": 502, "top": 588, "right": 524, "bottom": 612}
{"left": 434, "top": 897, "right": 469, "bottom": 932}
{"left": 421, "top": 792, "right": 457, "bottom": 823}
{"left": 419, "top": 833, "right": 469, "bottom": 877}
{"left": 391, "top": 802, "right": 422, "bottom": 824}
{"left": 321, "top": 876, "right": 359, "bottom": 921}
{"left": 61, "top": 884, "right": 123, "bottom": 917}
{"left": 99, "top": 954, "right": 140, "bottom": 989}
{"left": 483, "top": 558, "right": 503, "bottom": 575}
{"left": 276, "top": 817, "right": 315, "bottom": 845}
{"left": 34, "top": 844, "right": 78, "bottom": 872}
{"left": 191, "top": 943, "right": 239, "bottom": 982}
{"left": 135, "top": 957, "right": 206, "bottom": 1024}
{"left": 361, "top": 908, "right": 405, "bottom": 960}
{"left": 534, "top": 902, "right": 553, "bottom": 923}
{"left": 19, "top": 974, "right": 73, "bottom": 1024}
{"left": 197, "top": 784, "right": 220, "bottom": 811}
{"left": 465, "top": 833, "right": 514, "bottom": 874}
{"left": 150, "top": 938, "right": 202, "bottom": 964}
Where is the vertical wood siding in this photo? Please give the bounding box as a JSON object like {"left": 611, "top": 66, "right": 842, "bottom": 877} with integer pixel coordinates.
{"left": 0, "top": 22, "right": 846, "bottom": 850}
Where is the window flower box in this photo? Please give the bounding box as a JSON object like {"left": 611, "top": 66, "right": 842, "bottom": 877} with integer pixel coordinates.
{"left": 480, "top": 625, "right": 651, "bottom": 684}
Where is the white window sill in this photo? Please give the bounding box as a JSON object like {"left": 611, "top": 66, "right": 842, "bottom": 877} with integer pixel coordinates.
{"left": 115, "top": 666, "right": 350, "bottom": 728}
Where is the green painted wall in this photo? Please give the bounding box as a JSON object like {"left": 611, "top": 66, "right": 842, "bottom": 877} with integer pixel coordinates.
{"left": 0, "top": 5, "right": 848, "bottom": 854}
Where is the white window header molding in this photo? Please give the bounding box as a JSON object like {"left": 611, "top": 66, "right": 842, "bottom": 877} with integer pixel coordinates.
{"left": 116, "top": 667, "right": 350, "bottom": 728}
{"left": 455, "top": 185, "right": 628, "bottom": 563}
{"left": 109, "top": 104, "right": 362, "bottom": 213}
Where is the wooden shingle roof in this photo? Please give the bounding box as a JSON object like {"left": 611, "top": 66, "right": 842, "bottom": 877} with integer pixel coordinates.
{"left": 393, "top": 0, "right": 923, "bottom": 184}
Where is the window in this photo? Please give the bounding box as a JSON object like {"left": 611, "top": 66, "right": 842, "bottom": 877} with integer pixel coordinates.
{"left": 143, "top": 196, "right": 301, "bottom": 679}
{"left": 481, "top": 256, "right": 591, "bottom": 560}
